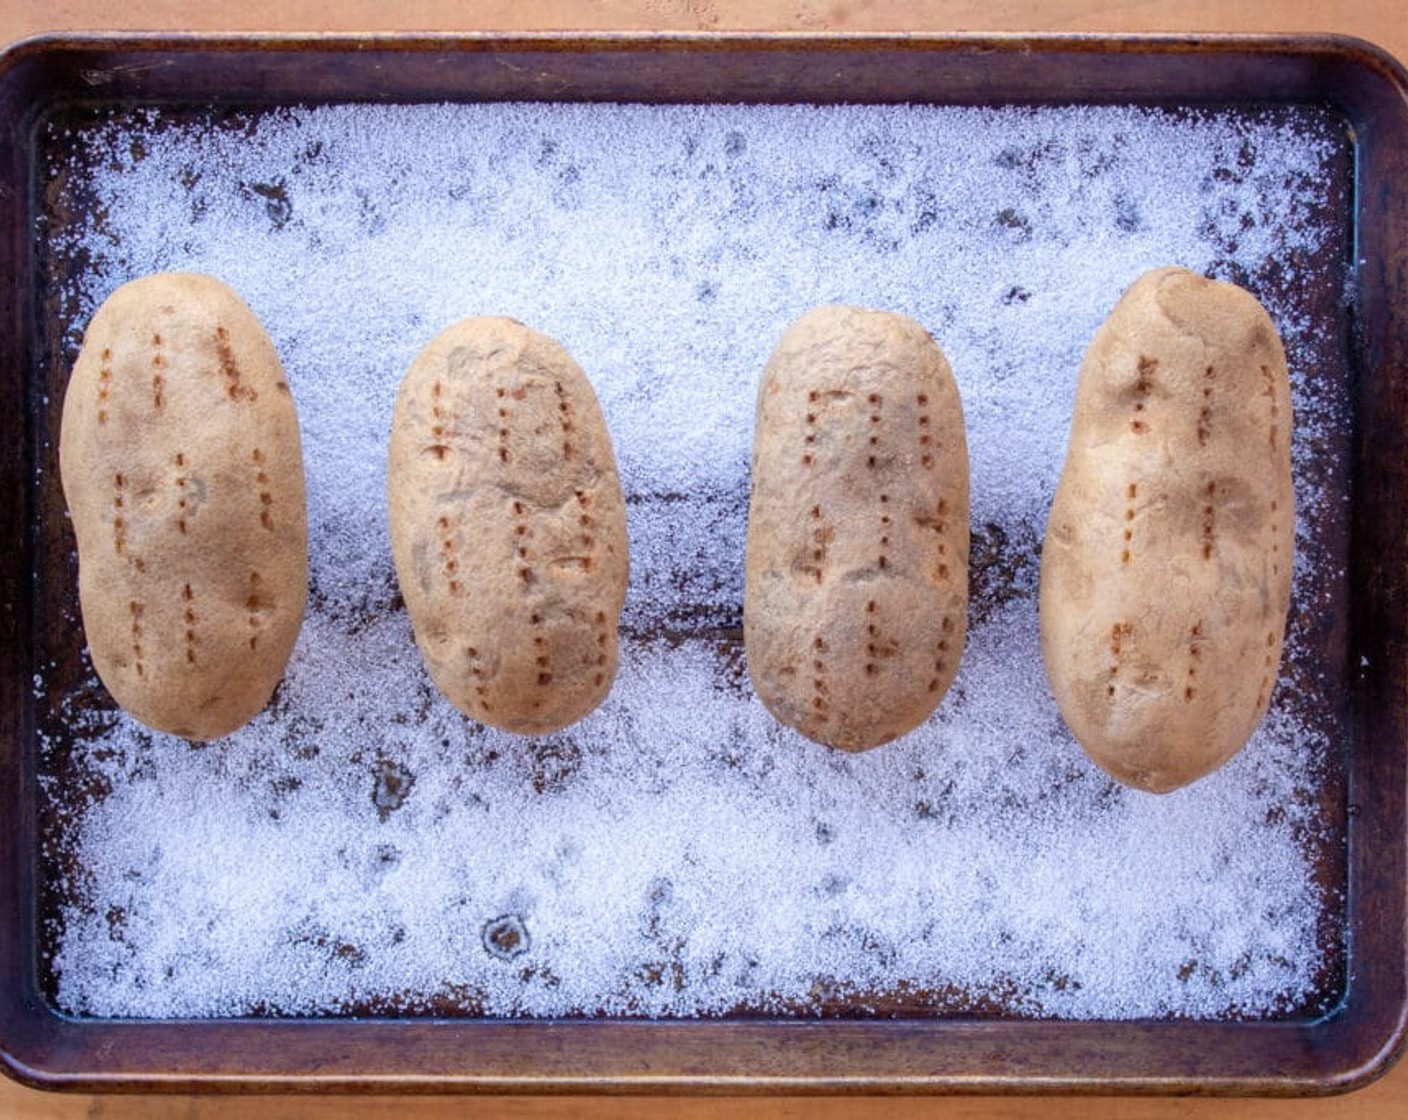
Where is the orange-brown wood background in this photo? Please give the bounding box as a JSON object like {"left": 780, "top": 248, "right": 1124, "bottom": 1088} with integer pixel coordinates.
{"left": 3, "top": 1, "right": 1405, "bottom": 1117}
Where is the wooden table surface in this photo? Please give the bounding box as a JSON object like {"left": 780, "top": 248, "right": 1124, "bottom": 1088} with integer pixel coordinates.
{"left": 3, "top": 1, "right": 1405, "bottom": 1117}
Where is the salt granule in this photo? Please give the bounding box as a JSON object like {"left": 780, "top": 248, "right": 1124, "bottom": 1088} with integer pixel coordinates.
{"left": 37, "top": 101, "right": 1348, "bottom": 1019}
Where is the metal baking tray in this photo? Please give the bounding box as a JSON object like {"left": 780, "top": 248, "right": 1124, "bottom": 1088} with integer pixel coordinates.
{"left": 1, "top": 32, "right": 1405, "bottom": 1094}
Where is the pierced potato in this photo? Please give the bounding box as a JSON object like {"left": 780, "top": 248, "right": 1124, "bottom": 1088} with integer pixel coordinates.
{"left": 1039, "top": 267, "right": 1294, "bottom": 792}
{"left": 744, "top": 305, "right": 969, "bottom": 751}
{"left": 59, "top": 273, "right": 308, "bottom": 740}
{"left": 388, "top": 317, "right": 628, "bottom": 735}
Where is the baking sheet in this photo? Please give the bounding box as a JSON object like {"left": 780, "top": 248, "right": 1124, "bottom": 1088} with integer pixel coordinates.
{"left": 2, "top": 33, "right": 1406, "bottom": 1094}
{"left": 32, "top": 96, "right": 1352, "bottom": 1023}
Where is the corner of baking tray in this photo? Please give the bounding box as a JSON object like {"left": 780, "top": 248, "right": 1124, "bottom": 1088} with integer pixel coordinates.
{"left": 1315, "top": 997, "right": 1408, "bottom": 1098}
{"left": 1303, "top": 32, "right": 1408, "bottom": 100}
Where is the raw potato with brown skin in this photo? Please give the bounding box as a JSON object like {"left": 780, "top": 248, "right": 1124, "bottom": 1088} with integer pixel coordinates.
{"left": 59, "top": 272, "right": 308, "bottom": 740}
{"left": 388, "top": 317, "right": 628, "bottom": 735}
{"left": 1040, "top": 267, "right": 1294, "bottom": 793}
{"left": 745, "top": 305, "right": 969, "bottom": 752}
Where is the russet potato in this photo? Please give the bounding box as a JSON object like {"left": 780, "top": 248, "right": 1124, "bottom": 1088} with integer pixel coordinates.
{"left": 388, "top": 317, "right": 628, "bottom": 735}
{"left": 59, "top": 273, "right": 308, "bottom": 740}
{"left": 1040, "top": 267, "right": 1294, "bottom": 793}
{"left": 745, "top": 305, "right": 969, "bottom": 751}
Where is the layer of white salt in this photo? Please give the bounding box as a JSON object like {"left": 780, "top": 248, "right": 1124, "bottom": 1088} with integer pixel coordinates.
{"left": 38, "top": 101, "right": 1347, "bottom": 1018}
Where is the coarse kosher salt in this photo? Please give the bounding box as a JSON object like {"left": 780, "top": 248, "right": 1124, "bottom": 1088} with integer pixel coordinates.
{"left": 36, "top": 101, "right": 1350, "bottom": 1019}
